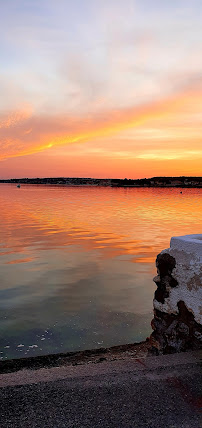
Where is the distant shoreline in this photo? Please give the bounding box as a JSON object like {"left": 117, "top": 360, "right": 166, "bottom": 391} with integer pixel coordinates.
{"left": 0, "top": 176, "right": 201, "bottom": 188}
{"left": 0, "top": 183, "right": 201, "bottom": 188}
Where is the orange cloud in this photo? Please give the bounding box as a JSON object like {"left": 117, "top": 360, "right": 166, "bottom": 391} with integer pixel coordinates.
{"left": 0, "top": 108, "right": 32, "bottom": 130}
{"left": 0, "top": 88, "right": 202, "bottom": 161}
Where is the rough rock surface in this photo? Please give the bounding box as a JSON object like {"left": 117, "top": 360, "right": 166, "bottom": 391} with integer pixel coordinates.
{"left": 150, "top": 234, "right": 202, "bottom": 354}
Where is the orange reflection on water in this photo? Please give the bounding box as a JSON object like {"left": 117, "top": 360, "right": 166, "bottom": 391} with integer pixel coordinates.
{"left": 0, "top": 184, "right": 202, "bottom": 359}
{"left": 5, "top": 257, "right": 33, "bottom": 265}
{"left": 0, "top": 184, "right": 201, "bottom": 266}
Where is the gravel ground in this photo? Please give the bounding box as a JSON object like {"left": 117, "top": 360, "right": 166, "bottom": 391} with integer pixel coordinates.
{"left": 0, "top": 351, "right": 201, "bottom": 428}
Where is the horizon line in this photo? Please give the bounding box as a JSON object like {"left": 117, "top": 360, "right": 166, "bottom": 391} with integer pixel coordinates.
{"left": 0, "top": 175, "right": 201, "bottom": 181}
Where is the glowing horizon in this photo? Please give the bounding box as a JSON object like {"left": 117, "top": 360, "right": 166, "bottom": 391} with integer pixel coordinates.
{"left": 0, "top": 0, "right": 202, "bottom": 178}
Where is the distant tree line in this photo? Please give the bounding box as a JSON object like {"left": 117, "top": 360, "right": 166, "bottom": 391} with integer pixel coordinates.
{"left": 0, "top": 176, "right": 201, "bottom": 187}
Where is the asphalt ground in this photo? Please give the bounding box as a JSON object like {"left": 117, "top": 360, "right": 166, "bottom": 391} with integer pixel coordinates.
{"left": 0, "top": 351, "right": 201, "bottom": 428}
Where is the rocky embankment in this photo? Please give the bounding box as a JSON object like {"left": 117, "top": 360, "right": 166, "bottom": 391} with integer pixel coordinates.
{"left": 0, "top": 341, "right": 149, "bottom": 374}
{"left": 150, "top": 234, "right": 202, "bottom": 354}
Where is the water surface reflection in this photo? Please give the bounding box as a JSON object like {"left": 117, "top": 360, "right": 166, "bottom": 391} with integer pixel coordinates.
{"left": 0, "top": 185, "right": 201, "bottom": 359}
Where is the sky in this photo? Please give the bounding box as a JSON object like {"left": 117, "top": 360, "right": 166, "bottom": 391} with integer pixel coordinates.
{"left": 0, "top": 0, "right": 202, "bottom": 179}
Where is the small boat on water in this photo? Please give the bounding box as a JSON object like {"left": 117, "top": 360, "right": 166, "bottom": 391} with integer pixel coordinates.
{"left": 16, "top": 184, "right": 21, "bottom": 188}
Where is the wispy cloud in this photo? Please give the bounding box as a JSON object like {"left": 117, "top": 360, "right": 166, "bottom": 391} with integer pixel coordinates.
{"left": 0, "top": 88, "right": 201, "bottom": 161}
{"left": 137, "top": 151, "right": 202, "bottom": 161}
{"left": 1, "top": 1, "right": 202, "bottom": 177}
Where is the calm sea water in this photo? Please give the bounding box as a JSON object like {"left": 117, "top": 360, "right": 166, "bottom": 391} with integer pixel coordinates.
{"left": 0, "top": 184, "right": 201, "bottom": 360}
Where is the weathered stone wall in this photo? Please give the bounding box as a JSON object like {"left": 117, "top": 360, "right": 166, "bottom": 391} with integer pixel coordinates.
{"left": 150, "top": 234, "right": 202, "bottom": 354}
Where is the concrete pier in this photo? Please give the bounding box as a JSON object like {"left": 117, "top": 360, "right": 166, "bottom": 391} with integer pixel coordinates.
{"left": 150, "top": 234, "right": 202, "bottom": 354}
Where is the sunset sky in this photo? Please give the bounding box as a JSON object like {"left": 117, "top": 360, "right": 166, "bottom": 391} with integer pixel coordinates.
{"left": 0, "top": 0, "right": 202, "bottom": 178}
